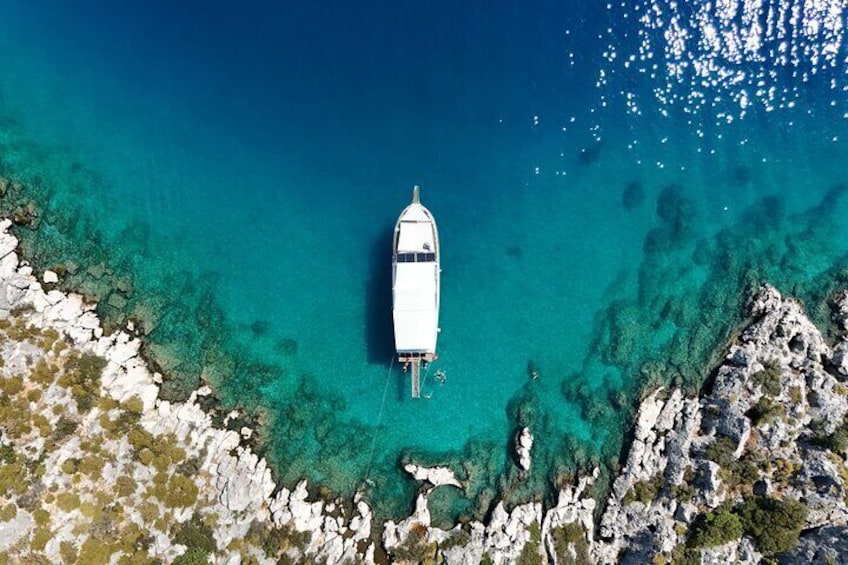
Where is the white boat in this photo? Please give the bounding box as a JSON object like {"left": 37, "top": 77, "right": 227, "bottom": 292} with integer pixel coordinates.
{"left": 392, "top": 185, "right": 440, "bottom": 398}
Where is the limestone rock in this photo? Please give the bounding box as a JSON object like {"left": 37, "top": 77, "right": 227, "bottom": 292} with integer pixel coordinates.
{"left": 516, "top": 427, "right": 534, "bottom": 471}
{"left": 780, "top": 525, "right": 848, "bottom": 564}
{"left": 404, "top": 462, "right": 463, "bottom": 490}
{"left": 0, "top": 511, "right": 32, "bottom": 552}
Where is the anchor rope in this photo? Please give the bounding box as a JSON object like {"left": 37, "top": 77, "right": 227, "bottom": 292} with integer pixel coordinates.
{"left": 364, "top": 356, "right": 394, "bottom": 483}
{"left": 420, "top": 362, "right": 433, "bottom": 398}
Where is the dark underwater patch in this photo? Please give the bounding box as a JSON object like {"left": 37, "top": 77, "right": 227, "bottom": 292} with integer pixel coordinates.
{"left": 250, "top": 319, "right": 270, "bottom": 336}
{"left": 506, "top": 245, "right": 523, "bottom": 259}
{"left": 725, "top": 163, "right": 752, "bottom": 186}
{"left": 276, "top": 338, "right": 298, "bottom": 356}
{"left": 622, "top": 180, "right": 645, "bottom": 210}
{"left": 576, "top": 141, "right": 603, "bottom": 166}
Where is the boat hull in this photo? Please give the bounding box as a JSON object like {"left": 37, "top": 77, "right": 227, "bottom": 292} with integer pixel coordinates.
{"left": 392, "top": 191, "right": 440, "bottom": 363}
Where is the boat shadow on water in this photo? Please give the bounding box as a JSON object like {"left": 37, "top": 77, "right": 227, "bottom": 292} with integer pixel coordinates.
{"left": 365, "top": 228, "right": 395, "bottom": 366}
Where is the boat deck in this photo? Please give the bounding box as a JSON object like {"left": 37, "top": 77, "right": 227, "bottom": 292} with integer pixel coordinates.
{"left": 393, "top": 186, "right": 440, "bottom": 399}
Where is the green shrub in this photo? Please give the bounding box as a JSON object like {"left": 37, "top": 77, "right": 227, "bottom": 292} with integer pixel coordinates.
{"left": 31, "top": 526, "right": 51, "bottom": 551}
{"left": 0, "top": 375, "right": 23, "bottom": 396}
{"left": 174, "top": 515, "right": 216, "bottom": 554}
{"left": 26, "top": 389, "right": 42, "bottom": 403}
{"left": 752, "top": 361, "right": 782, "bottom": 396}
{"left": 669, "top": 544, "right": 701, "bottom": 565}
{"left": 813, "top": 424, "right": 848, "bottom": 454}
{"left": 38, "top": 328, "right": 60, "bottom": 351}
{"left": 60, "top": 541, "right": 78, "bottom": 563}
{"left": 173, "top": 548, "right": 210, "bottom": 565}
{"left": 440, "top": 530, "right": 470, "bottom": 551}
{"left": 138, "top": 501, "right": 160, "bottom": 524}
{"left": 51, "top": 417, "right": 79, "bottom": 445}
{"left": 152, "top": 474, "right": 198, "bottom": 508}
{"left": 671, "top": 480, "right": 697, "bottom": 501}
{"left": 517, "top": 523, "right": 543, "bottom": 565}
{"left": 687, "top": 508, "right": 744, "bottom": 548}
{"left": 736, "top": 496, "right": 807, "bottom": 555}
{"left": 392, "top": 538, "right": 437, "bottom": 562}
{"left": 56, "top": 492, "right": 81, "bottom": 512}
{"left": 0, "top": 458, "right": 27, "bottom": 496}
{"left": 58, "top": 352, "right": 107, "bottom": 413}
{"left": 624, "top": 473, "right": 663, "bottom": 505}
{"left": 551, "top": 522, "right": 591, "bottom": 565}
{"left": 704, "top": 436, "right": 737, "bottom": 468}
{"left": 128, "top": 427, "right": 155, "bottom": 453}
{"left": 122, "top": 396, "right": 144, "bottom": 415}
{"left": 747, "top": 397, "right": 786, "bottom": 426}
{"left": 65, "top": 352, "right": 108, "bottom": 381}
{"left": 61, "top": 459, "right": 78, "bottom": 474}
{"left": 115, "top": 475, "right": 137, "bottom": 498}
{"left": 32, "top": 508, "right": 49, "bottom": 525}
{"left": 249, "top": 522, "right": 310, "bottom": 559}
{"left": 0, "top": 503, "right": 16, "bottom": 521}
{"left": 771, "top": 458, "right": 800, "bottom": 485}
{"left": 0, "top": 396, "right": 32, "bottom": 438}
{"left": 79, "top": 455, "right": 104, "bottom": 477}
{"left": 721, "top": 454, "right": 762, "bottom": 493}
{"left": 31, "top": 360, "right": 55, "bottom": 386}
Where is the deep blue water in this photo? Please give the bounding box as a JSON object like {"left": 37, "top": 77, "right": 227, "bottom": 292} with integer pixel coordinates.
{"left": 1, "top": 0, "right": 848, "bottom": 518}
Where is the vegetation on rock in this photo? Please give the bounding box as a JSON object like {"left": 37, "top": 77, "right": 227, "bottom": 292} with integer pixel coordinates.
{"left": 704, "top": 436, "right": 737, "bottom": 468}
{"left": 623, "top": 474, "right": 663, "bottom": 505}
{"left": 173, "top": 515, "right": 216, "bottom": 561}
{"left": 551, "top": 522, "right": 592, "bottom": 565}
{"left": 752, "top": 361, "right": 783, "bottom": 396}
{"left": 516, "top": 523, "right": 544, "bottom": 565}
{"left": 687, "top": 507, "right": 744, "bottom": 548}
{"left": 747, "top": 396, "right": 786, "bottom": 426}
{"left": 736, "top": 495, "right": 807, "bottom": 555}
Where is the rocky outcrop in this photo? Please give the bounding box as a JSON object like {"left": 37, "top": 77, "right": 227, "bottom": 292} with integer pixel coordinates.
{"left": 0, "top": 220, "right": 375, "bottom": 564}
{"left": 382, "top": 493, "right": 544, "bottom": 564}
{"left": 596, "top": 387, "right": 702, "bottom": 563}
{"left": 590, "top": 284, "right": 848, "bottom": 564}
{"left": 411, "top": 283, "right": 848, "bottom": 564}
{"left": 516, "top": 426, "right": 534, "bottom": 471}
{"left": 404, "top": 462, "right": 464, "bottom": 491}
{"left": 777, "top": 525, "right": 848, "bottom": 564}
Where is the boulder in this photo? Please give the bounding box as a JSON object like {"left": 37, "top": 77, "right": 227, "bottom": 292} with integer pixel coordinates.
{"left": 515, "top": 427, "right": 534, "bottom": 471}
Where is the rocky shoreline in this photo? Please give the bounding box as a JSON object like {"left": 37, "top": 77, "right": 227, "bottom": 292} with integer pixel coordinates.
{"left": 1, "top": 214, "right": 848, "bottom": 563}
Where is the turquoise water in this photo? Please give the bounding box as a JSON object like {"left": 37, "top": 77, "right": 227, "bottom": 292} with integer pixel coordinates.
{"left": 1, "top": 0, "right": 848, "bottom": 519}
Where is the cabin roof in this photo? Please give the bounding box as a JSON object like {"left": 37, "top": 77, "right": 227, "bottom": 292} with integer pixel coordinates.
{"left": 393, "top": 262, "right": 438, "bottom": 353}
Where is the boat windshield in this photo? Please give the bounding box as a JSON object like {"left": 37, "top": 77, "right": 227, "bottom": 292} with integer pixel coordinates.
{"left": 397, "top": 252, "right": 436, "bottom": 263}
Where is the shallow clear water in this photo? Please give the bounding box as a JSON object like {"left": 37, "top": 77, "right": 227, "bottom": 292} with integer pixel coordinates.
{"left": 1, "top": 0, "right": 848, "bottom": 518}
